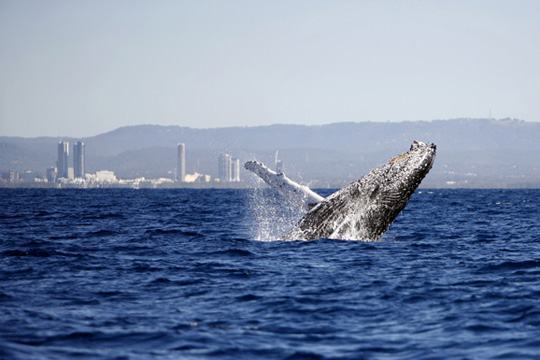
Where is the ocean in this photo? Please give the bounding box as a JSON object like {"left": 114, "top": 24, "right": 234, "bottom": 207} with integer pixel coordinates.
{"left": 1, "top": 188, "right": 540, "bottom": 359}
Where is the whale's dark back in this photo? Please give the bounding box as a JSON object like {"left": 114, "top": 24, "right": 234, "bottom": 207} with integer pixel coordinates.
{"left": 282, "top": 141, "right": 436, "bottom": 241}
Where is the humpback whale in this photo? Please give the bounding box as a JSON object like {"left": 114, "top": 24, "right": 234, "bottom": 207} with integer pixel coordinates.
{"left": 245, "top": 140, "right": 436, "bottom": 241}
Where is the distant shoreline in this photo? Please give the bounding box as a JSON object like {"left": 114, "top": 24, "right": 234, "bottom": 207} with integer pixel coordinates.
{"left": 2, "top": 182, "right": 540, "bottom": 190}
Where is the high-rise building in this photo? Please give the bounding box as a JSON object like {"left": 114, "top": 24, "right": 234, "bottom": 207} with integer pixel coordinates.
{"left": 57, "top": 141, "right": 69, "bottom": 179}
{"left": 73, "top": 141, "right": 85, "bottom": 179}
{"left": 231, "top": 158, "right": 241, "bottom": 182}
{"left": 177, "top": 143, "right": 185, "bottom": 182}
{"left": 218, "top": 153, "right": 232, "bottom": 182}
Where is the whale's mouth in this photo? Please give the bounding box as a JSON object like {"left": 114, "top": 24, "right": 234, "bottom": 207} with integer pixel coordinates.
{"left": 410, "top": 140, "right": 437, "bottom": 153}
{"left": 418, "top": 141, "right": 437, "bottom": 169}
{"left": 410, "top": 141, "right": 436, "bottom": 177}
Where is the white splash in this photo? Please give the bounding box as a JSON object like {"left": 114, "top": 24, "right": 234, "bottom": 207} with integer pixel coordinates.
{"left": 246, "top": 187, "right": 305, "bottom": 241}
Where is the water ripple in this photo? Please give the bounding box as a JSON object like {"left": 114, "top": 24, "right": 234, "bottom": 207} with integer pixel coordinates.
{"left": 1, "top": 188, "right": 540, "bottom": 359}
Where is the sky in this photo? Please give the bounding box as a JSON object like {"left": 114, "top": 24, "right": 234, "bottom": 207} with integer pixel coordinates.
{"left": 1, "top": 0, "right": 539, "bottom": 138}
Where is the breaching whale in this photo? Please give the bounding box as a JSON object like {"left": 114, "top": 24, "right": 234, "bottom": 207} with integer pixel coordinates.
{"left": 245, "top": 140, "right": 436, "bottom": 241}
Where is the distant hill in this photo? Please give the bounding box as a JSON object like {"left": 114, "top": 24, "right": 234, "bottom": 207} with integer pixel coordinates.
{"left": 1, "top": 118, "right": 539, "bottom": 188}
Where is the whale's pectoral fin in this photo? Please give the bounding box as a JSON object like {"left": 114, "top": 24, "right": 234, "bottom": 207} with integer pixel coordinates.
{"left": 245, "top": 160, "right": 324, "bottom": 211}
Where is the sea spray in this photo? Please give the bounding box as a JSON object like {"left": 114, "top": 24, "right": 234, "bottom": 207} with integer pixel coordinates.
{"left": 245, "top": 187, "right": 304, "bottom": 241}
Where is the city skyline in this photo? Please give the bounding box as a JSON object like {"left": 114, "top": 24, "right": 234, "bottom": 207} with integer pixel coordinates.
{"left": 1, "top": 1, "right": 540, "bottom": 138}
{"left": 2, "top": 119, "right": 540, "bottom": 189}
{"left": 6, "top": 138, "right": 242, "bottom": 187}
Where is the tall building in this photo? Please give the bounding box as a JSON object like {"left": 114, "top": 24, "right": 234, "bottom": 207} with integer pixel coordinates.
{"left": 57, "top": 141, "right": 69, "bottom": 179}
{"left": 177, "top": 143, "right": 185, "bottom": 181}
{"left": 218, "top": 153, "right": 232, "bottom": 182}
{"left": 73, "top": 141, "right": 85, "bottom": 179}
{"left": 231, "top": 158, "right": 241, "bottom": 182}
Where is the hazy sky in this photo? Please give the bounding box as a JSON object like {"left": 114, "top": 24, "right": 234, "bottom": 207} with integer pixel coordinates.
{"left": 1, "top": 1, "right": 539, "bottom": 137}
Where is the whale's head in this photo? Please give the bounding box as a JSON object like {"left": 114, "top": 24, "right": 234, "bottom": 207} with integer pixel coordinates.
{"left": 387, "top": 140, "right": 436, "bottom": 193}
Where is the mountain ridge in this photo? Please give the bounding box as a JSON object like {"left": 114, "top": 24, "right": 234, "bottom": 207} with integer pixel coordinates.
{"left": 1, "top": 118, "right": 539, "bottom": 188}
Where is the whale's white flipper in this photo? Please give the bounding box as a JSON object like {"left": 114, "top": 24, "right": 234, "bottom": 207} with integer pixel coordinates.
{"left": 245, "top": 160, "right": 324, "bottom": 211}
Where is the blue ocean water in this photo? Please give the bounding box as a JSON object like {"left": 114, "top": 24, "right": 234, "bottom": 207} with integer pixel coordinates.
{"left": 1, "top": 188, "right": 540, "bottom": 360}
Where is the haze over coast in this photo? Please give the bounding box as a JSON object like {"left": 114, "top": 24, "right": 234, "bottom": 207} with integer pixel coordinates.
{"left": 1, "top": 118, "right": 539, "bottom": 189}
